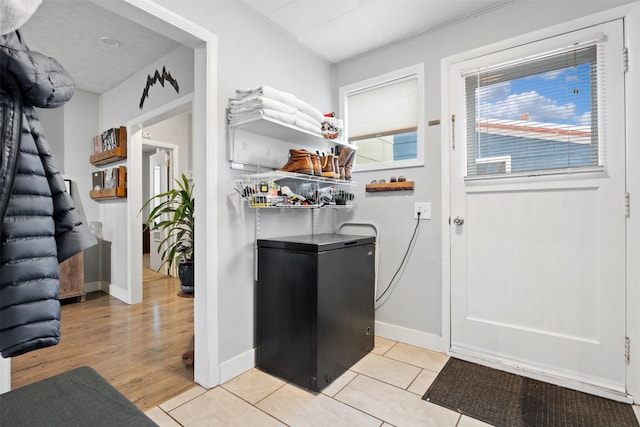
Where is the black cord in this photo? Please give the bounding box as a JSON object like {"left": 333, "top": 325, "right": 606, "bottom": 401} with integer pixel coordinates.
{"left": 375, "top": 212, "right": 421, "bottom": 303}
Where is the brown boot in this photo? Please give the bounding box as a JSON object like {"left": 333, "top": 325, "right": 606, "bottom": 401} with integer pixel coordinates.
{"left": 338, "top": 146, "right": 354, "bottom": 180}
{"left": 309, "top": 152, "right": 322, "bottom": 177}
{"left": 320, "top": 153, "right": 336, "bottom": 178}
{"left": 344, "top": 147, "right": 356, "bottom": 180}
{"left": 279, "top": 149, "right": 314, "bottom": 175}
{"left": 331, "top": 154, "right": 340, "bottom": 179}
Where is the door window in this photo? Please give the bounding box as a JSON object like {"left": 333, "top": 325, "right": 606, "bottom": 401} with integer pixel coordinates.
{"left": 464, "top": 44, "right": 600, "bottom": 179}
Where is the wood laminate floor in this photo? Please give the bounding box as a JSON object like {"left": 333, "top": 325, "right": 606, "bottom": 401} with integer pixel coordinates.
{"left": 10, "top": 267, "right": 195, "bottom": 411}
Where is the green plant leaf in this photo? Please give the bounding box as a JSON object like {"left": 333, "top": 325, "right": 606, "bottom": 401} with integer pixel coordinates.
{"left": 140, "top": 173, "right": 194, "bottom": 267}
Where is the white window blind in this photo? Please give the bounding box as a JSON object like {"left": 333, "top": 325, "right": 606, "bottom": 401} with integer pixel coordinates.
{"left": 347, "top": 77, "right": 418, "bottom": 141}
{"left": 464, "top": 44, "right": 600, "bottom": 178}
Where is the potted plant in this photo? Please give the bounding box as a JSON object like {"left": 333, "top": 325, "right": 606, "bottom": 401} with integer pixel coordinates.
{"left": 141, "top": 173, "right": 195, "bottom": 294}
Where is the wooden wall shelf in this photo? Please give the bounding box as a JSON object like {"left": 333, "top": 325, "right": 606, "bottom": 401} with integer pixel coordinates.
{"left": 90, "top": 187, "right": 126, "bottom": 199}
{"left": 90, "top": 127, "right": 127, "bottom": 166}
{"left": 90, "top": 166, "right": 127, "bottom": 200}
{"left": 90, "top": 145, "right": 127, "bottom": 166}
{"left": 365, "top": 181, "right": 415, "bottom": 192}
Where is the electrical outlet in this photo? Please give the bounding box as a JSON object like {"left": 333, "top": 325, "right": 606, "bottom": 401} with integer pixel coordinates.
{"left": 414, "top": 202, "right": 431, "bottom": 220}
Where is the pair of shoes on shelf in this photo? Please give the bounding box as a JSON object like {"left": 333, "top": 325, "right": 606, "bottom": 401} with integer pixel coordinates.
{"left": 309, "top": 152, "right": 322, "bottom": 177}
{"left": 319, "top": 151, "right": 340, "bottom": 179}
{"left": 337, "top": 146, "right": 355, "bottom": 180}
{"left": 278, "top": 149, "right": 315, "bottom": 175}
{"left": 279, "top": 148, "right": 351, "bottom": 179}
{"left": 371, "top": 175, "right": 407, "bottom": 184}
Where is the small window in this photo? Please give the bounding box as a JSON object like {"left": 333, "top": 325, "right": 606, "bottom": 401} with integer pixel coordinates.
{"left": 464, "top": 44, "right": 600, "bottom": 179}
{"left": 340, "top": 64, "right": 424, "bottom": 171}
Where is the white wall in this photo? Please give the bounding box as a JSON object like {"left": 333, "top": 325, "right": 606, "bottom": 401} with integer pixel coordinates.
{"left": 36, "top": 107, "right": 64, "bottom": 171}
{"left": 100, "top": 45, "right": 194, "bottom": 128}
{"left": 332, "top": 0, "right": 636, "bottom": 347}
{"left": 154, "top": 0, "right": 334, "bottom": 368}
{"left": 144, "top": 111, "right": 191, "bottom": 177}
{"left": 64, "top": 89, "right": 101, "bottom": 226}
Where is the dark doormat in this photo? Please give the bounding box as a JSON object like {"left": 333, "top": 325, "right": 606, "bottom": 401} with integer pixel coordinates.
{"left": 422, "top": 358, "right": 639, "bottom": 427}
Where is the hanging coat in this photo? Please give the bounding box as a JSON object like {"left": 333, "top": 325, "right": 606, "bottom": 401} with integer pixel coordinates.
{"left": 0, "top": 30, "right": 96, "bottom": 357}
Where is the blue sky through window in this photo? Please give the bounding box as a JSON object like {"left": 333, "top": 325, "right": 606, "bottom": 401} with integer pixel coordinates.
{"left": 477, "top": 63, "right": 592, "bottom": 126}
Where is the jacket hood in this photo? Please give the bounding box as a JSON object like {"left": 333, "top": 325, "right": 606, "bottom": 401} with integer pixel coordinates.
{"left": 0, "top": 30, "right": 74, "bottom": 108}
{"left": 0, "top": 0, "right": 42, "bottom": 36}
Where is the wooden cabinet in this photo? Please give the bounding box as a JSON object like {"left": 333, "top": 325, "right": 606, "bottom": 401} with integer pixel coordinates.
{"left": 59, "top": 251, "right": 85, "bottom": 302}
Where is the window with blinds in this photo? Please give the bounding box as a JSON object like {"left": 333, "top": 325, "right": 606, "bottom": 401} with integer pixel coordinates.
{"left": 342, "top": 65, "right": 423, "bottom": 169}
{"left": 464, "top": 44, "right": 600, "bottom": 179}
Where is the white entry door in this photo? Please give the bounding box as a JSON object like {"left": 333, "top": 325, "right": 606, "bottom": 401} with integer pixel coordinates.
{"left": 149, "top": 149, "right": 171, "bottom": 274}
{"left": 449, "top": 21, "right": 627, "bottom": 395}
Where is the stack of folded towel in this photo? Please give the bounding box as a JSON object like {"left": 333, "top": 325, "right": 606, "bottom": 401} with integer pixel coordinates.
{"left": 228, "top": 86, "right": 325, "bottom": 136}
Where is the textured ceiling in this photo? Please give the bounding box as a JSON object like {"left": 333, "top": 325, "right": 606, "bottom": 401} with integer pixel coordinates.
{"left": 20, "top": 0, "right": 180, "bottom": 94}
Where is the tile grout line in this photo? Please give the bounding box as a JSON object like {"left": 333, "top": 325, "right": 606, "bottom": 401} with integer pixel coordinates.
{"left": 328, "top": 372, "right": 388, "bottom": 426}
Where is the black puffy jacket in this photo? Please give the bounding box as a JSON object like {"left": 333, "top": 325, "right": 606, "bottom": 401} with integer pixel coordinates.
{"left": 0, "top": 31, "right": 96, "bottom": 358}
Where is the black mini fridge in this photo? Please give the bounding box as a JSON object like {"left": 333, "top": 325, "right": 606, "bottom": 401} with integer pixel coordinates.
{"left": 256, "top": 233, "right": 375, "bottom": 391}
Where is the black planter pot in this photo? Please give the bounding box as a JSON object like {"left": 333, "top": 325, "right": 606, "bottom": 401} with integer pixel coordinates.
{"left": 178, "top": 261, "right": 194, "bottom": 295}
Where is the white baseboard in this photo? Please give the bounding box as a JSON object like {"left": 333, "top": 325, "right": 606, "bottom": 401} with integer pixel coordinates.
{"left": 375, "top": 321, "right": 444, "bottom": 352}
{"left": 219, "top": 348, "right": 255, "bottom": 384}
{"left": 84, "top": 281, "right": 109, "bottom": 293}
{"left": 109, "top": 284, "right": 129, "bottom": 304}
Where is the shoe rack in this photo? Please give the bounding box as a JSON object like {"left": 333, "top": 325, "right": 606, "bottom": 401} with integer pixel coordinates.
{"left": 228, "top": 115, "right": 357, "bottom": 209}
{"left": 236, "top": 171, "right": 356, "bottom": 209}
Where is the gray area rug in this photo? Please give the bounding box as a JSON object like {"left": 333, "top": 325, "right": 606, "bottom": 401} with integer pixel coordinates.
{"left": 423, "top": 358, "right": 639, "bottom": 427}
{"left": 0, "top": 366, "right": 157, "bottom": 426}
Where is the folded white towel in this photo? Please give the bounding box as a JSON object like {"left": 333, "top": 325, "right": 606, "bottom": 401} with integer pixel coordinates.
{"left": 232, "top": 86, "right": 326, "bottom": 135}
{"left": 229, "top": 108, "right": 297, "bottom": 126}
{"left": 235, "top": 85, "right": 298, "bottom": 108}
{"left": 295, "top": 98, "right": 325, "bottom": 124}
{"left": 295, "top": 110, "right": 322, "bottom": 130}
{"left": 229, "top": 95, "right": 297, "bottom": 115}
{"left": 294, "top": 117, "right": 322, "bottom": 135}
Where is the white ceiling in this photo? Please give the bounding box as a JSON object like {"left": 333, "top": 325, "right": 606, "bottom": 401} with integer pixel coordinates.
{"left": 16, "top": 0, "right": 621, "bottom": 95}
{"left": 238, "top": 0, "right": 515, "bottom": 63}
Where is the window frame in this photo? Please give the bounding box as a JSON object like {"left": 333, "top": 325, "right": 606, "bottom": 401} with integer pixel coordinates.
{"left": 339, "top": 64, "right": 425, "bottom": 172}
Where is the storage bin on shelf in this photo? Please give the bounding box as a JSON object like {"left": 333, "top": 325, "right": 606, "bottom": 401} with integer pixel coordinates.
{"left": 236, "top": 171, "right": 356, "bottom": 209}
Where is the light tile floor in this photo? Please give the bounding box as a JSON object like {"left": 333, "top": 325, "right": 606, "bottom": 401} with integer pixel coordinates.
{"left": 145, "top": 337, "right": 640, "bottom": 427}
